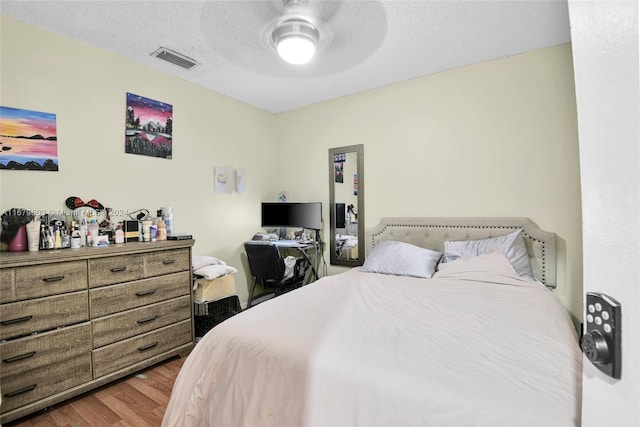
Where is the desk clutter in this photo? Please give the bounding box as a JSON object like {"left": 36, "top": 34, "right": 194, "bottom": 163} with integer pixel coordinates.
{"left": 0, "top": 199, "right": 188, "bottom": 252}
{"left": 192, "top": 255, "right": 241, "bottom": 339}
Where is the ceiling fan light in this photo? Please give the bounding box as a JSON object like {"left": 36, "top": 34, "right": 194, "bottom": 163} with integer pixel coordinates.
{"left": 277, "top": 36, "right": 316, "bottom": 64}
{"left": 272, "top": 19, "right": 319, "bottom": 65}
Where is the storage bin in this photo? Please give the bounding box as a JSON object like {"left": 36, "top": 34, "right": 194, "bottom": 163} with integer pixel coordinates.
{"left": 194, "top": 295, "right": 241, "bottom": 338}
{"left": 193, "top": 274, "right": 236, "bottom": 302}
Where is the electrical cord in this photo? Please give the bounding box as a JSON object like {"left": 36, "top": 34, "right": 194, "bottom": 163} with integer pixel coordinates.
{"left": 127, "top": 208, "right": 149, "bottom": 221}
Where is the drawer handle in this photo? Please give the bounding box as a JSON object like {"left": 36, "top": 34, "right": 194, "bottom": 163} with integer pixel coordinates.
{"left": 135, "top": 289, "right": 156, "bottom": 297}
{"left": 136, "top": 315, "right": 158, "bottom": 324}
{"left": 138, "top": 342, "right": 158, "bottom": 352}
{"left": 111, "top": 266, "right": 127, "bottom": 273}
{"left": 43, "top": 275, "right": 65, "bottom": 283}
{"left": 3, "top": 351, "right": 36, "bottom": 364}
{"left": 162, "top": 259, "right": 176, "bottom": 265}
{"left": 4, "top": 384, "right": 37, "bottom": 398}
{"left": 1, "top": 315, "right": 33, "bottom": 326}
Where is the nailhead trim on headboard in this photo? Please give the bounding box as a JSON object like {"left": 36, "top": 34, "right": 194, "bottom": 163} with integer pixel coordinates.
{"left": 366, "top": 218, "right": 556, "bottom": 288}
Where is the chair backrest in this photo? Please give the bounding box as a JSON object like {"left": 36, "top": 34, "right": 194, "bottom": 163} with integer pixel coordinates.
{"left": 244, "top": 241, "right": 286, "bottom": 281}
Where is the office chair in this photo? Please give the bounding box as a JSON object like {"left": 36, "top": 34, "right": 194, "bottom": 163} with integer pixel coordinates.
{"left": 244, "top": 241, "right": 309, "bottom": 308}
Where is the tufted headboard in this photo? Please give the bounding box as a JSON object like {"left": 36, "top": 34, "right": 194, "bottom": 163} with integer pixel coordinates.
{"left": 366, "top": 217, "right": 557, "bottom": 288}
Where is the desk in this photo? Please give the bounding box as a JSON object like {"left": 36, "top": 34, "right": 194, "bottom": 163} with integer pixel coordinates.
{"left": 272, "top": 240, "right": 320, "bottom": 286}
{"left": 244, "top": 240, "right": 321, "bottom": 308}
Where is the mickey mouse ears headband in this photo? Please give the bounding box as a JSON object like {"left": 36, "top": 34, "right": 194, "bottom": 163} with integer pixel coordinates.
{"left": 65, "top": 196, "right": 105, "bottom": 212}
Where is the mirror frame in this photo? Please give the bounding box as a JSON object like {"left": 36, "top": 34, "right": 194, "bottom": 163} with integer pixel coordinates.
{"left": 328, "top": 144, "right": 365, "bottom": 266}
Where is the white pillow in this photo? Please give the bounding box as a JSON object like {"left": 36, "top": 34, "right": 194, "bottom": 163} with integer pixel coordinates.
{"left": 443, "top": 229, "right": 534, "bottom": 280}
{"left": 193, "top": 264, "right": 237, "bottom": 280}
{"left": 361, "top": 241, "right": 442, "bottom": 279}
{"left": 192, "top": 255, "right": 226, "bottom": 271}
{"left": 435, "top": 252, "right": 517, "bottom": 277}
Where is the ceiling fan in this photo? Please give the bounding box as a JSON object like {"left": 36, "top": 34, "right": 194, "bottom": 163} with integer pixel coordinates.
{"left": 271, "top": 0, "right": 321, "bottom": 65}
{"left": 198, "top": 0, "right": 388, "bottom": 76}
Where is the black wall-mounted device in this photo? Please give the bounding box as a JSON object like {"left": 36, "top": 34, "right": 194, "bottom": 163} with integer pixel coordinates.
{"left": 580, "top": 292, "right": 622, "bottom": 379}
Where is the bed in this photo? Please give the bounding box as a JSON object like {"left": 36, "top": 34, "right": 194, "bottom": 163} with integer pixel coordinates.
{"left": 163, "top": 217, "right": 582, "bottom": 426}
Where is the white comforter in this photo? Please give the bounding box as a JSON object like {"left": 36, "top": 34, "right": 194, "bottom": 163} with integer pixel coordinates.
{"left": 163, "top": 258, "right": 582, "bottom": 426}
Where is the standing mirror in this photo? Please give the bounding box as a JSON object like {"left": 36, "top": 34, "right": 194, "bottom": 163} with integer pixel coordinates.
{"left": 329, "top": 144, "right": 364, "bottom": 266}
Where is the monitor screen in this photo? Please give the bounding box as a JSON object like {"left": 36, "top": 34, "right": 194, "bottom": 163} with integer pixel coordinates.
{"left": 261, "top": 202, "right": 322, "bottom": 230}
{"left": 335, "top": 203, "right": 346, "bottom": 229}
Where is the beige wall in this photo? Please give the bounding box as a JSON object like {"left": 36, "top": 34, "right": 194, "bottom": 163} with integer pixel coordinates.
{"left": 1, "top": 16, "right": 582, "bottom": 320}
{"left": 276, "top": 43, "right": 583, "bottom": 321}
{"left": 0, "top": 16, "right": 277, "bottom": 304}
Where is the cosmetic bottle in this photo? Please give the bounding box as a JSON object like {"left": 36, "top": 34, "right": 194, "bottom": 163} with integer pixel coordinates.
{"left": 142, "top": 220, "right": 152, "bottom": 242}
{"left": 25, "top": 221, "right": 39, "bottom": 252}
{"left": 80, "top": 218, "right": 87, "bottom": 247}
{"left": 156, "top": 220, "right": 167, "bottom": 241}
{"left": 162, "top": 207, "right": 173, "bottom": 235}
{"left": 47, "top": 227, "right": 54, "bottom": 248}
{"left": 114, "top": 224, "right": 125, "bottom": 244}
{"left": 40, "top": 223, "right": 48, "bottom": 249}
{"left": 61, "top": 228, "right": 70, "bottom": 248}
{"left": 51, "top": 226, "right": 60, "bottom": 249}
{"left": 71, "top": 225, "right": 82, "bottom": 249}
{"left": 88, "top": 220, "right": 99, "bottom": 247}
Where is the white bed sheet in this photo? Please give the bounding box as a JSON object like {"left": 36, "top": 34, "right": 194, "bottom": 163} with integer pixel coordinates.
{"left": 163, "top": 264, "right": 582, "bottom": 426}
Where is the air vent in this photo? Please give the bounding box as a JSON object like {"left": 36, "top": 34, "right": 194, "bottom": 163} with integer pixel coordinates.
{"left": 151, "top": 47, "right": 199, "bottom": 70}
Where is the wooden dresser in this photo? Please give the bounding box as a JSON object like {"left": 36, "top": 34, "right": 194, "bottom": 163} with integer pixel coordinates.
{"left": 0, "top": 240, "right": 194, "bottom": 424}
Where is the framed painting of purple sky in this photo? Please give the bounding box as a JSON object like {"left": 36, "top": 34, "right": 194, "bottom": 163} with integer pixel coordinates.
{"left": 0, "top": 106, "right": 59, "bottom": 171}
{"left": 125, "top": 92, "right": 173, "bottom": 159}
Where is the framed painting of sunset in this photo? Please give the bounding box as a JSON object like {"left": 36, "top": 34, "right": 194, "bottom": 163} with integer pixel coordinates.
{"left": 125, "top": 92, "right": 173, "bottom": 159}
{"left": 0, "top": 106, "right": 59, "bottom": 171}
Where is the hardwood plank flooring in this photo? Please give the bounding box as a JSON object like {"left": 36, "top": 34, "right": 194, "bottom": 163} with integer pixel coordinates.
{"left": 5, "top": 357, "right": 185, "bottom": 427}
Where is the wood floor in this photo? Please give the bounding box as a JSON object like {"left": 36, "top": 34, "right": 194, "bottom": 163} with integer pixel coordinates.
{"left": 5, "top": 357, "right": 185, "bottom": 427}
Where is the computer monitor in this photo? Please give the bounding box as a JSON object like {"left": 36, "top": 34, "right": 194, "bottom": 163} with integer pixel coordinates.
{"left": 261, "top": 202, "right": 323, "bottom": 231}
{"left": 335, "top": 203, "right": 346, "bottom": 229}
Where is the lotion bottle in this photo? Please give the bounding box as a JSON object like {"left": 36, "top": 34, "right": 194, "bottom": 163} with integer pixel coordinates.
{"left": 157, "top": 220, "right": 167, "bottom": 241}
{"left": 115, "top": 224, "right": 125, "bottom": 244}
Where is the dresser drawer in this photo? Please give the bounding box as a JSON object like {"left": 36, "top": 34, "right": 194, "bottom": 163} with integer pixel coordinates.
{"left": 89, "top": 253, "right": 145, "bottom": 288}
{"left": 92, "top": 296, "right": 191, "bottom": 348}
{"left": 0, "top": 323, "right": 91, "bottom": 379}
{"left": 0, "top": 268, "right": 15, "bottom": 304}
{"left": 0, "top": 353, "right": 92, "bottom": 413}
{"left": 0, "top": 261, "right": 87, "bottom": 304}
{"left": 92, "top": 320, "right": 191, "bottom": 378}
{"left": 0, "top": 291, "right": 89, "bottom": 341}
{"left": 89, "top": 271, "right": 190, "bottom": 318}
{"left": 145, "top": 248, "right": 190, "bottom": 276}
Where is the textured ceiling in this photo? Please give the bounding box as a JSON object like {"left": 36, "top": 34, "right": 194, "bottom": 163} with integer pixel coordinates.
{"left": 1, "top": 0, "right": 571, "bottom": 113}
